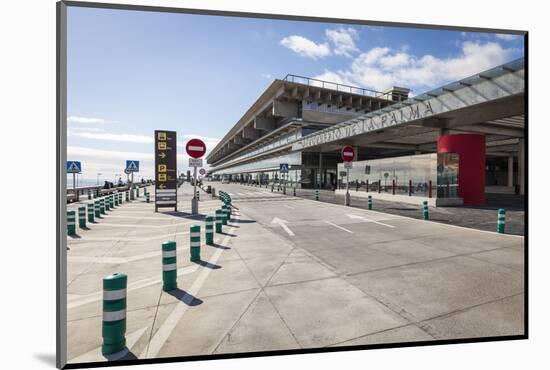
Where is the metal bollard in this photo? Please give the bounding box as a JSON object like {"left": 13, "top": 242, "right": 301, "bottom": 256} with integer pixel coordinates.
{"left": 87, "top": 203, "right": 95, "bottom": 223}
{"left": 205, "top": 216, "right": 214, "bottom": 245}
{"left": 497, "top": 208, "right": 506, "bottom": 233}
{"left": 100, "top": 198, "right": 106, "bottom": 214}
{"left": 271, "top": 185, "right": 274, "bottom": 192}
{"left": 130, "top": 189, "right": 135, "bottom": 201}
{"left": 102, "top": 273, "right": 127, "bottom": 356}
{"left": 136, "top": 187, "right": 140, "bottom": 197}
{"left": 94, "top": 200, "right": 101, "bottom": 218}
{"left": 293, "top": 187, "right": 296, "bottom": 197}
{"left": 162, "top": 241, "right": 177, "bottom": 291}
{"left": 315, "top": 190, "right": 319, "bottom": 201}
{"left": 125, "top": 191, "right": 129, "bottom": 202}
{"left": 215, "top": 210, "right": 223, "bottom": 233}
{"left": 78, "top": 206, "right": 86, "bottom": 228}
{"left": 422, "top": 200, "right": 429, "bottom": 220}
{"left": 221, "top": 208, "right": 228, "bottom": 226}
{"left": 67, "top": 210, "right": 76, "bottom": 236}
{"left": 118, "top": 193, "right": 122, "bottom": 204}
{"left": 114, "top": 193, "right": 119, "bottom": 207}
{"left": 190, "top": 225, "right": 201, "bottom": 262}
{"left": 368, "top": 195, "right": 372, "bottom": 210}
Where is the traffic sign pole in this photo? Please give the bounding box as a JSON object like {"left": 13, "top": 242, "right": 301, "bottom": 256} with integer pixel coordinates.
{"left": 192, "top": 166, "right": 198, "bottom": 214}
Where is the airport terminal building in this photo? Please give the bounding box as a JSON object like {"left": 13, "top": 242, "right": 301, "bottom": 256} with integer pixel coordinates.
{"left": 206, "top": 58, "right": 525, "bottom": 206}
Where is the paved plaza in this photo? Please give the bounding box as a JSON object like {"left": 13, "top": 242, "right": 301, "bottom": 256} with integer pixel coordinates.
{"left": 66, "top": 182, "right": 524, "bottom": 364}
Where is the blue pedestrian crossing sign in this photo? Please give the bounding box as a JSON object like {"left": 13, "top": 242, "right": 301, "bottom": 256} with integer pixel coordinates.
{"left": 66, "top": 161, "right": 82, "bottom": 173}
{"left": 126, "top": 160, "right": 140, "bottom": 172}
{"left": 280, "top": 163, "right": 289, "bottom": 173}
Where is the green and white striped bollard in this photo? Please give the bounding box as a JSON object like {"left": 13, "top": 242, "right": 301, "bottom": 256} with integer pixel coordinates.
{"left": 215, "top": 210, "right": 223, "bottom": 233}
{"left": 87, "top": 203, "right": 95, "bottom": 223}
{"left": 368, "top": 195, "right": 372, "bottom": 210}
{"left": 87, "top": 189, "right": 92, "bottom": 200}
{"left": 293, "top": 187, "right": 296, "bottom": 197}
{"left": 422, "top": 200, "right": 429, "bottom": 220}
{"left": 146, "top": 193, "right": 150, "bottom": 203}
{"left": 102, "top": 273, "right": 127, "bottom": 356}
{"left": 205, "top": 216, "right": 214, "bottom": 245}
{"left": 497, "top": 208, "right": 506, "bottom": 233}
{"left": 125, "top": 191, "right": 129, "bottom": 202}
{"left": 105, "top": 197, "right": 111, "bottom": 212}
{"left": 190, "top": 225, "right": 201, "bottom": 262}
{"left": 67, "top": 210, "right": 76, "bottom": 236}
{"left": 114, "top": 193, "right": 119, "bottom": 207}
{"left": 110, "top": 194, "right": 115, "bottom": 208}
{"left": 223, "top": 205, "right": 231, "bottom": 222}
{"left": 196, "top": 191, "right": 200, "bottom": 201}
{"left": 78, "top": 206, "right": 86, "bottom": 228}
{"left": 315, "top": 190, "right": 319, "bottom": 201}
{"left": 94, "top": 200, "right": 101, "bottom": 218}
{"left": 118, "top": 193, "right": 122, "bottom": 204}
{"left": 162, "top": 241, "right": 177, "bottom": 291}
{"left": 100, "top": 198, "right": 106, "bottom": 214}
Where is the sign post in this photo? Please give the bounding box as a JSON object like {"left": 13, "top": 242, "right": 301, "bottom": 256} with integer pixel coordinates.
{"left": 186, "top": 138, "right": 207, "bottom": 215}
{"left": 155, "top": 130, "right": 177, "bottom": 212}
{"left": 280, "top": 163, "right": 289, "bottom": 194}
{"left": 341, "top": 146, "right": 355, "bottom": 206}
{"left": 125, "top": 160, "right": 139, "bottom": 194}
{"left": 66, "top": 161, "right": 82, "bottom": 201}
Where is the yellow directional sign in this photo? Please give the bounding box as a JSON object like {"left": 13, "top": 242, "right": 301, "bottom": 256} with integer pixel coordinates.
{"left": 155, "top": 130, "right": 177, "bottom": 211}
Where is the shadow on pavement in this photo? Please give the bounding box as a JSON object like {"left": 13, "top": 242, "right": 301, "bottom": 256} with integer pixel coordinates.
{"left": 166, "top": 288, "right": 203, "bottom": 306}
{"left": 165, "top": 211, "right": 206, "bottom": 220}
{"left": 194, "top": 260, "right": 221, "bottom": 269}
{"left": 219, "top": 232, "right": 237, "bottom": 237}
{"left": 210, "top": 243, "right": 230, "bottom": 250}
{"left": 234, "top": 219, "right": 256, "bottom": 224}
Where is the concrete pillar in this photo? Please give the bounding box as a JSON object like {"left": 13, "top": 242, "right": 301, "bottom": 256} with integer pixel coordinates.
{"left": 319, "top": 152, "right": 323, "bottom": 189}
{"left": 507, "top": 155, "right": 514, "bottom": 187}
{"left": 518, "top": 139, "right": 525, "bottom": 195}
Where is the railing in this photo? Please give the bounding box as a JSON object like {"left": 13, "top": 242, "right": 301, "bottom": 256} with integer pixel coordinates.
{"left": 283, "top": 74, "right": 393, "bottom": 100}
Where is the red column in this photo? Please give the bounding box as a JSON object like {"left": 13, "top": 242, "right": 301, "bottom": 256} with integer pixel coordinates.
{"left": 437, "top": 134, "right": 486, "bottom": 205}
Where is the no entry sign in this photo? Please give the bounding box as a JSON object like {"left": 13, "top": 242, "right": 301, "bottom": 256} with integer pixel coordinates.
{"left": 186, "top": 138, "right": 206, "bottom": 159}
{"left": 341, "top": 145, "right": 355, "bottom": 162}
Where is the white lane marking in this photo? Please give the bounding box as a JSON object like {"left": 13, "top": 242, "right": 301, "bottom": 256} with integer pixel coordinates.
{"left": 347, "top": 214, "right": 395, "bottom": 228}
{"left": 142, "top": 216, "right": 238, "bottom": 359}
{"left": 283, "top": 205, "right": 295, "bottom": 210}
{"left": 67, "top": 265, "right": 200, "bottom": 309}
{"left": 70, "top": 231, "right": 190, "bottom": 242}
{"left": 69, "top": 326, "right": 148, "bottom": 363}
{"left": 271, "top": 217, "right": 295, "bottom": 236}
{"left": 324, "top": 220, "right": 353, "bottom": 234}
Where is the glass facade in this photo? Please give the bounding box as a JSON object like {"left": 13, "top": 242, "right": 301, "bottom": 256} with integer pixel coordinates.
{"left": 337, "top": 153, "right": 460, "bottom": 199}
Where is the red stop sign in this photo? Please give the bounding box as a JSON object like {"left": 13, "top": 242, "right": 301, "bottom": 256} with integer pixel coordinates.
{"left": 341, "top": 145, "right": 355, "bottom": 162}
{"left": 186, "top": 138, "right": 206, "bottom": 159}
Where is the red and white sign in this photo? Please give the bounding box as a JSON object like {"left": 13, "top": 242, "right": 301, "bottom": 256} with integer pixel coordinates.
{"left": 186, "top": 138, "right": 206, "bottom": 159}
{"left": 341, "top": 145, "right": 355, "bottom": 162}
{"left": 199, "top": 168, "right": 206, "bottom": 175}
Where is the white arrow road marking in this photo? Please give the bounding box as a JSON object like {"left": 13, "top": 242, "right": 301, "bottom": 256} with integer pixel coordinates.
{"left": 324, "top": 220, "right": 353, "bottom": 233}
{"left": 271, "top": 217, "right": 295, "bottom": 236}
{"left": 68, "top": 265, "right": 199, "bottom": 309}
{"left": 346, "top": 214, "right": 395, "bottom": 228}
{"left": 141, "top": 216, "right": 238, "bottom": 359}
{"left": 69, "top": 326, "right": 148, "bottom": 363}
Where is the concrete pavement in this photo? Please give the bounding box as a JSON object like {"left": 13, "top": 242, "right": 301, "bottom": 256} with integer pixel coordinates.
{"left": 66, "top": 181, "right": 524, "bottom": 364}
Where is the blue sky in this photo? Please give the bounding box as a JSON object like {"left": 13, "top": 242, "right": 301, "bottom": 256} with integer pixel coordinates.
{"left": 67, "top": 6, "right": 524, "bottom": 182}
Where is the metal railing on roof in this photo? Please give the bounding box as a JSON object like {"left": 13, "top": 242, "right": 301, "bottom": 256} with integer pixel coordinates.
{"left": 283, "top": 74, "right": 395, "bottom": 100}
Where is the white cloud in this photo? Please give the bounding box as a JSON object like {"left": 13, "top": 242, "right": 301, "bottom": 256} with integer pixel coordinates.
{"left": 313, "top": 41, "right": 515, "bottom": 92}
{"left": 68, "top": 130, "right": 154, "bottom": 144}
{"left": 68, "top": 116, "right": 114, "bottom": 124}
{"left": 280, "top": 35, "right": 331, "bottom": 59}
{"left": 495, "top": 33, "right": 521, "bottom": 41}
{"left": 261, "top": 73, "right": 272, "bottom": 79}
{"left": 326, "top": 28, "right": 359, "bottom": 57}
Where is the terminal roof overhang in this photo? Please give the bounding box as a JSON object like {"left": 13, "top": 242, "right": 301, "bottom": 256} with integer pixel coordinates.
{"left": 207, "top": 76, "right": 397, "bottom": 166}
{"left": 292, "top": 58, "right": 525, "bottom": 158}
